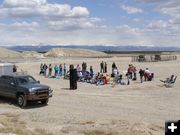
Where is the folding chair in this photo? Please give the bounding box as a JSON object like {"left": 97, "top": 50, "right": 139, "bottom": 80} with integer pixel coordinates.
{"left": 164, "top": 76, "right": 177, "bottom": 88}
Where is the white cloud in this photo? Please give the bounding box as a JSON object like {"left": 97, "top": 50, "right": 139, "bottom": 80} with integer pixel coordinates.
{"left": 72, "top": 6, "right": 89, "bottom": 17}
{"left": 146, "top": 20, "right": 168, "bottom": 30}
{"left": 48, "top": 19, "right": 94, "bottom": 31}
{"left": 159, "top": 1, "right": 180, "bottom": 19}
{"left": 121, "top": 5, "right": 143, "bottom": 14}
{"left": 0, "top": 21, "right": 39, "bottom": 31}
{"left": 10, "top": 21, "right": 39, "bottom": 31}
{"left": 1, "top": 0, "right": 89, "bottom": 19}
{"left": 3, "top": 0, "right": 47, "bottom": 8}
{"left": 138, "top": 0, "right": 180, "bottom": 20}
{"left": 0, "top": 22, "right": 180, "bottom": 46}
{"left": 0, "top": 0, "right": 92, "bottom": 32}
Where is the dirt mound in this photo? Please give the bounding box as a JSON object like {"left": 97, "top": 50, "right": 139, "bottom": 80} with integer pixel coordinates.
{"left": 0, "top": 47, "right": 22, "bottom": 59}
{"left": 44, "top": 48, "right": 107, "bottom": 57}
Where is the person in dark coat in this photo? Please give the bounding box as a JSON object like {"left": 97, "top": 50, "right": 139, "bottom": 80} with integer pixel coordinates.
{"left": 139, "top": 69, "right": 144, "bottom": 83}
{"left": 100, "top": 61, "right": 104, "bottom": 73}
{"left": 112, "top": 62, "right": 116, "bottom": 73}
{"left": 104, "top": 62, "right": 107, "bottom": 73}
{"left": 90, "top": 66, "right": 94, "bottom": 78}
{"left": 43, "top": 64, "right": 48, "bottom": 76}
{"left": 48, "top": 64, "right": 52, "bottom": 77}
{"left": 70, "top": 64, "right": 77, "bottom": 90}
{"left": 39, "top": 63, "right": 44, "bottom": 75}
{"left": 13, "top": 65, "right": 17, "bottom": 72}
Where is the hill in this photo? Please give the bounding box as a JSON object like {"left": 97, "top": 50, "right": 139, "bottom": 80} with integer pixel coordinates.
{"left": 0, "top": 47, "right": 22, "bottom": 59}
{"left": 44, "top": 48, "right": 107, "bottom": 57}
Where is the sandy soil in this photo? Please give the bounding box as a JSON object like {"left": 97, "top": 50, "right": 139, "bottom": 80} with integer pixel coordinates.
{"left": 0, "top": 56, "right": 180, "bottom": 135}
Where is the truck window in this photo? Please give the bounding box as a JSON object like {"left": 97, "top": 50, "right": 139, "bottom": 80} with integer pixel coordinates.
{"left": 0, "top": 76, "right": 15, "bottom": 84}
{"left": 16, "top": 76, "right": 37, "bottom": 85}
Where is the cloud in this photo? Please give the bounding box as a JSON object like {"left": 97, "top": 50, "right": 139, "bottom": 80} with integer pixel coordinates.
{"left": 0, "top": 21, "right": 180, "bottom": 46}
{"left": 137, "top": 0, "right": 180, "bottom": 19}
{"left": 0, "top": 0, "right": 93, "bottom": 32}
{"left": 48, "top": 19, "right": 95, "bottom": 31}
{"left": 159, "top": 1, "right": 180, "bottom": 19}
{"left": 121, "top": 5, "right": 143, "bottom": 14}
{"left": 146, "top": 20, "right": 168, "bottom": 30}
{"left": 1, "top": 0, "right": 89, "bottom": 19}
{"left": 0, "top": 21, "right": 39, "bottom": 31}
{"left": 3, "top": 0, "right": 47, "bottom": 8}
{"left": 10, "top": 21, "right": 39, "bottom": 31}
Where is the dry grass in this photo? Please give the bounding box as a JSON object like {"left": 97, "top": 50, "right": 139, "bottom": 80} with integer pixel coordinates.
{"left": 34, "top": 129, "right": 53, "bottom": 135}
{"left": 80, "top": 121, "right": 96, "bottom": 125}
{"left": 83, "top": 128, "right": 119, "bottom": 135}
{"left": 0, "top": 113, "right": 53, "bottom": 135}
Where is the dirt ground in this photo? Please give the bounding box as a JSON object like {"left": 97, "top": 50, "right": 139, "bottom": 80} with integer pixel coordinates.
{"left": 0, "top": 56, "right": 179, "bottom": 135}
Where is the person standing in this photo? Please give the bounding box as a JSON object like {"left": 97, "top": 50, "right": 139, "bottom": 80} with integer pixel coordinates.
{"left": 112, "top": 62, "right": 116, "bottom": 73}
{"left": 69, "top": 64, "right": 77, "bottom": 90}
{"left": 104, "top": 62, "right": 107, "bottom": 73}
{"left": 43, "top": 64, "right": 48, "bottom": 76}
{"left": 63, "top": 63, "right": 66, "bottom": 76}
{"left": 48, "top": 64, "right": 52, "bottom": 77}
{"left": 100, "top": 61, "right": 104, "bottom": 73}
{"left": 59, "top": 64, "right": 63, "bottom": 77}
{"left": 13, "top": 65, "right": 17, "bottom": 72}
{"left": 40, "top": 63, "right": 43, "bottom": 75}
{"left": 84, "top": 62, "right": 87, "bottom": 71}
{"left": 54, "top": 65, "right": 59, "bottom": 77}
{"left": 127, "top": 64, "right": 133, "bottom": 79}
{"left": 133, "top": 66, "right": 137, "bottom": 80}
{"left": 82, "top": 62, "right": 87, "bottom": 77}
{"left": 90, "top": 66, "right": 94, "bottom": 78}
{"left": 139, "top": 69, "right": 144, "bottom": 83}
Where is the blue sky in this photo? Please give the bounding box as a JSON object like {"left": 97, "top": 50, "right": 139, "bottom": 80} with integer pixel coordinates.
{"left": 0, "top": 0, "right": 180, "bottom": 46}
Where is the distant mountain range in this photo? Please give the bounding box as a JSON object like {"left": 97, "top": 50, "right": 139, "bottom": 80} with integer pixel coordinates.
{"left": 4, "top": 45, "right": 180, "bottom": 52}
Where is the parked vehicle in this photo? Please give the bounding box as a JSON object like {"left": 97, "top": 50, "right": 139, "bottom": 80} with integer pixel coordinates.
{"left": 0, "top": 74, "right": 53, "bottom": 108}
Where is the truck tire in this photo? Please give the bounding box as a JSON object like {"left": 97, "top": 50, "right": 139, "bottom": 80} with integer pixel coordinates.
{"left": 17, "top": 95, "right": 27, "bottom": 108}
{"left": 41, "top": 99, "right": 49, "bottom": 105}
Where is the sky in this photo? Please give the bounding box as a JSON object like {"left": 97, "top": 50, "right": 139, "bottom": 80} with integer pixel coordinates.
{"left": 0, "top": 0, "right": 180, "bottom": 47}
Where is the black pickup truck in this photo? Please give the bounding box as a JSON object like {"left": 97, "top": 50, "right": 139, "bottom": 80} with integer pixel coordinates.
{"left": 0, "top": 74, "right": 53, "bottom": 108}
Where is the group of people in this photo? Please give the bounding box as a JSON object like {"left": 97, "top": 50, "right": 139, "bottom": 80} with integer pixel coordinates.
{"left": 39, "top": 61, "right": 154, "bottom": 86}
{"left": 40, "top": 63, "right": 67, "bottom": 78}
{"left": 139, "top": 68, "right": 154, "bottom": 83}
{"left": 126, "top": 64, "right": 154, "bottom": 84}
{"left": 127, "top": 64, "right": 137, "bottom": 81}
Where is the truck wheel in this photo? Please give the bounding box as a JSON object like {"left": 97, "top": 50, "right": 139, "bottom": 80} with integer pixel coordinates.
{"left": 17, "top": 95, "right": 27, "bottom": 108}
{"left": 41, "top": 99, "right": 49, "bottom": 105}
